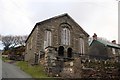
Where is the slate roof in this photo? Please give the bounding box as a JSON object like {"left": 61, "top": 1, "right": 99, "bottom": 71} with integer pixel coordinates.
{"left": 97, "top": 39, "right": 120, "bottom": 49}
{"left": 90, "top": 38, "right": 120, "bottom": 49}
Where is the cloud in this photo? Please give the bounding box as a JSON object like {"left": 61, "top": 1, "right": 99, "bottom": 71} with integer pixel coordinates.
{"left": 0, "top": 0, "right": 118, "bottom": 43}
{"left": 0, "top": 0, "right": 33, "bottom": 35}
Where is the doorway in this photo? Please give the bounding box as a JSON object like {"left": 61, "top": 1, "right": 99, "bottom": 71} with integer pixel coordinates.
{"left": 58, "top": 46, "right": 64, "bottom": 56}
{"left": 67, "top": 47, "right": 72, "bottom": 58}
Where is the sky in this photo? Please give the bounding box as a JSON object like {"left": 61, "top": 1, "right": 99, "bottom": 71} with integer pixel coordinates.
{"left": 0, "top": 0, "right": 119, "bottom": 46}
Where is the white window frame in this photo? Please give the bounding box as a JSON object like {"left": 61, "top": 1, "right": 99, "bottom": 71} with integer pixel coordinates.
{"left": 118, "top": 50, "right": 120, "bottom": 54}
{"left": 44, "top": 30, "right": 52, "bottom": 49}
{"left": 30, "top": 37, "right": 33, "bottom": 49}
{"left": 26, "top": 43, "right": 29, "bottom": 50}
{"left": 79, "top": 38, "right": 85, "bottom": 54}
{"left": 61, "top": 27, "right": 70, "bottom": 45}
{"left": 112, "top": 48, "right": 116, "bottom": 54}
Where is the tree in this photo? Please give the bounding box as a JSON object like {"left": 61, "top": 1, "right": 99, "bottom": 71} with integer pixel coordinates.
{"left": 1, "top": 35, "right": 28, "bottom": 50}
{"left": 19, "top": 35, "right": 28, "bottom": 46}
{"left": 2, "top": 35, "right": 14, "bottom": 50}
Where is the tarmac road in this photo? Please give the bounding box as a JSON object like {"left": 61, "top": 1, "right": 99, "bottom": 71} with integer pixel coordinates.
{"left": 2, "top": 61, "right": 32, "bottom": 78}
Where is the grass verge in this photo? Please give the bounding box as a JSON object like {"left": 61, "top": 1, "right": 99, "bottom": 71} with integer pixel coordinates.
{"left": 16, "top": 61, "right": 48, "bottom": 78}
{"left": 2, "top": 57, "right": 13, "bottom": 62}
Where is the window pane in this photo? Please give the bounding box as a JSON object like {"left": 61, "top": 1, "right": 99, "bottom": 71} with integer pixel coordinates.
{"left": 79, "top": 38, "right": 84, "bottom": 54}
{"left": 82, "top": 39, "right": 85, "bottom": 54}
{"left": 65, "top": 29, "right": 68, "bottom": 45}
{"left": 112, "top": 48, "right": 116, "bottom": 54}
{"left": 44, "top": 30, "right": 52, "bottom": 49}
{"left": 68, "top": 30, "right": 70, "bottom": 45}
{"left": 61, "top": 27, "right": 70, "bottom": 45}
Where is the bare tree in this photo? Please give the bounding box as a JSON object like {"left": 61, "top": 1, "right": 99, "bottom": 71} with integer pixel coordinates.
{"left": 2, "top": 35, "right": 28, "bottom": 50}
{"left": 2, "top": 35, "right": 14, "bottom": 50}
{"left": 19, "top": 35, "right": 28, "bottom": 46}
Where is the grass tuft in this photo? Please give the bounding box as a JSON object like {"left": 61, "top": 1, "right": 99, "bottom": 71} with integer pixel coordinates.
{"left": 2, "top": 57, "right": 13, "bottom": 62}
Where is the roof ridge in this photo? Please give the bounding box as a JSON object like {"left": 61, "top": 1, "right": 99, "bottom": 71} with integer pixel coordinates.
{"left": 37, "top": 13, "right": 68, "bottom": 24}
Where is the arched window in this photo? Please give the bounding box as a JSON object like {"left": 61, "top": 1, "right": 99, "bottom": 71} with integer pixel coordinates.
{"left": 44, "top": 30, "right": 52, "bottom": 49}
{"left": 58, "top": 46, "right": 64, "bottom": 56}
{"left": 79, "top": 38, "right": 85, "bottom": 55}
{"left": 61, "top": 27, "right": 70, "bottom": 45}
{"left": 67, "top": 48, "right": 72, "bottom": 58}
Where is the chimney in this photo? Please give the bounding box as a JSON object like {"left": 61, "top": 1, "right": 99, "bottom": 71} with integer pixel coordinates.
{"left": 112, "top": 40, "right": 116, "bottom": 44}
{"left": 92, "top": 33, "right": 97, "bottom": 40}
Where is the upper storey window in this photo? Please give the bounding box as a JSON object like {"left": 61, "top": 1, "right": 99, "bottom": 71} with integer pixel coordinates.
{"left": 112, "top": 48, "right": 116, "bottom": 54}
{"left": 61, "top": 27, "right": 70, "bottom": 45}
{"left": 79, "top": 38, "right": 85, "bottom": 54}
{"left": 44, "top": 30, "right": 52, "bottom": 49}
